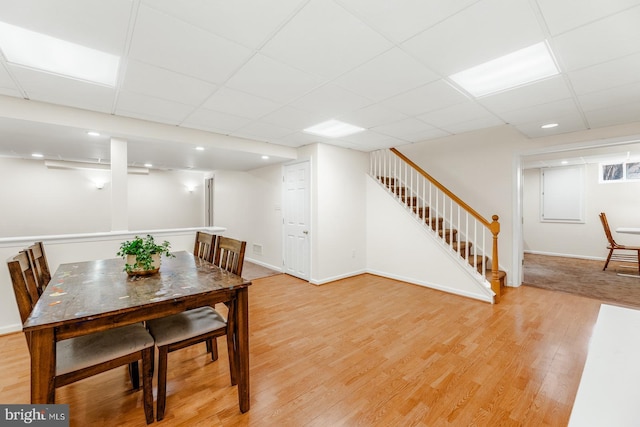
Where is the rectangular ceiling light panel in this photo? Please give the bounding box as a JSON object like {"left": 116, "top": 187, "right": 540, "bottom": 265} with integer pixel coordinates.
{"left": 0, "top": 21, "right": 120, "bottom": 87}
{"left": 449, "top": 42, "right": 559, "bottom": 97}
{"left": 303, "top": 119, "right": 365, "bottom": 138}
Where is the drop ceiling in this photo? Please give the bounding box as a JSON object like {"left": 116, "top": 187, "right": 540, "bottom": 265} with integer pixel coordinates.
{"left": 0, "top": 0, "right": 640, "bottom": 171}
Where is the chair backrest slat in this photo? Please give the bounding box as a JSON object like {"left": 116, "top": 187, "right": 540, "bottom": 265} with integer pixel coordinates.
{"left": 194, "top": 232, "right": 217, "bottom": 262}
{"left": 27, "top": 241, "right": 50, "bottom": 295}
{"left": 6, "top": 251, "right": 40, "bottom": 324}
{"left": 599, "top": 212, "right": 617, "bottom": 246}
{"left": 213, "top": 237, "right": 246, "bottom": 276}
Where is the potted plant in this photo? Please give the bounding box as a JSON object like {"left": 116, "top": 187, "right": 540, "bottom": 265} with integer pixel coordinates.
{"left": 117, "top": 234, "right": 175, "bottom": 276}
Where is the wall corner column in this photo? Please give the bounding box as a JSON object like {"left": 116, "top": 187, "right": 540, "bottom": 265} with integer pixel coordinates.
{"left": 110, "top": 137, "right": 128, "bottom": 231}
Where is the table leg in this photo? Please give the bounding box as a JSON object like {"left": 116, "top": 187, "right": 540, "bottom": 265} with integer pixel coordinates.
{"left": 236, "top": 287, "right": 250, "bottom": 412}
{"left": 30, "top": 328, "right": 56, "bottom": 403}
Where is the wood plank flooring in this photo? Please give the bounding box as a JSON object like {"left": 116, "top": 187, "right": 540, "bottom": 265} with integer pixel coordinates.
{"left": 0, "top": 274, "right": 602, "bottom": 426}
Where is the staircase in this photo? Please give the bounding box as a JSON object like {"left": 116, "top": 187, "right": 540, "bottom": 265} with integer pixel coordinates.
{"left": 371, "top": 148, "right": 505, "bottom": 302}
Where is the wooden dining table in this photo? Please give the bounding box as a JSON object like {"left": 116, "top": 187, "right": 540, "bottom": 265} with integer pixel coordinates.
{"left": 22, "top": 250, "right": 251, "bottom": 413}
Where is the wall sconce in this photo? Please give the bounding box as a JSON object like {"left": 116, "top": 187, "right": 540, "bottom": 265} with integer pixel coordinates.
{"left": 95, "top": 181, "right": 105, "bottom": 190}
{"left": 186, "top": 185, "right": 195, "bottom": 193}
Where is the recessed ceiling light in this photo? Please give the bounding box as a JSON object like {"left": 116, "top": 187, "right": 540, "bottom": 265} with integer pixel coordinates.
{"left": 541, "top": 123, "right": 559, "bottom": 129}
{"left": 561, "top": 160, "right": 569, "bottom": 165}
{"left": 195, "top": 146, "right": 205, "bottom": 151}
{"left": 449, "top": 41, "right": 559, "bottom": 97}
{"left": 144, "top": 163, "right": 152, "bottom": 168}
{"left": 303, "top": 119, "right": 365, "bottom": 138}
{"left": 87, "top": 131, "right": 101, "bottom": 137}
{"left": 261, "top": 155, "right": 269, "bottom": 160}
{"left": 0, "top": 21, "right": 120, "bottom": 86}
{"left": 31, "top": 153, "right": 43, "bottom": 158}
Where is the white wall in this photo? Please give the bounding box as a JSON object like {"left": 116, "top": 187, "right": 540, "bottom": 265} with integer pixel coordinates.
{"left": 211, "top": 143, "right": 369, "bottom": 284}
{"left": 398, "top": 125, "right": 527, "bottom": 285}
{"left": 523, "top": 163, "right": 640, "bottom": 258}
{"left": 366, "top": 176, "right": 493, "bottom": 302}
{"left": 313, "top": 144, "right": 368, "bottom": 283}
{"left": 211, "top": 164, "right": 283, "bottom": 271}
{"left": 0, "top": 158, "right": 111, "bottom": 236}
{"left": 0, "top": 157, "right": 206, "bottom": 237}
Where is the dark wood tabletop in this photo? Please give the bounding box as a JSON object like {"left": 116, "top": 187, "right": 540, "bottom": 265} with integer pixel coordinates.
{"left": 23, "top": 250, "right": 251, "bottom": 412}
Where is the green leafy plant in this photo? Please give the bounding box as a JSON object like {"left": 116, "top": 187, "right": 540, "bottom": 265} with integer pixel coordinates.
{"left": 117, "top": 234, "right": 175, "bottom": 273}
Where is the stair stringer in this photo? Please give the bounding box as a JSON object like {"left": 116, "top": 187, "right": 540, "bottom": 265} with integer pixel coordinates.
{"left": 366, "top": 175, "right": 495, "bottom": 303}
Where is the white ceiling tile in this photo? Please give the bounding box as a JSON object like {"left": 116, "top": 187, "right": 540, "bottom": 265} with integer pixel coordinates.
{"left": 439, "top": 116, "right": 505, "bottom": 134}
{"left": 402, "top": 0, "right": 544, "bottom": 75}
{"left": 578, "top": 81, "right": 640, "bottom": 111}
{"left": 418, "top": 102, "right": 502, "bottom": 128}
{"left": 338, "top": 104, "right": 408, "bottom": 129}
{"left": 290, "top": 84, "right": 372, "bottom": 117}
{"left": 8, "top": 65, "right": 115, "bottom": 113}
{"left": 141, "top": 0, "right": 306, "bottom": 49}
{"left": 478, "top": 76, "right": 573, "bottom": 113}
{"left": 552, "top": 5, "right": 640, "bottom": 71}
{"left": 181, "top": 108, "right": 252, "bottom": 134}
{"left": 260, "top": 106, "right": 327, "bottom": 130}
{"left": 0, "top": 88, "right": 21, "bottom": 98}
{"left": 0, "top": 64, "right": 19, "bottom": 92}
{"left": 584, "top": 101, "right": 640, "bottom": 128}
{"left": 495, "top": 98, "right": 582, "bottom": 125}
{"left": 261, "top": 0, "right": 392, "bottom": 79}
{"left": 225, "top": 54, "right": 326, "bottom": 104}
{"left": 380, "top": 80, "right": 469, "bottom": 116}
{"left": 336, "top": 0, "right": 480, "bottom": 43}
{"left": 0, "top": 0, "right": 133, "bottom": 54}
{"left": 536, "top": 0, "right": 640, "bottom": 36}
{"left": 372, "top": 117, "right": 439, "bottom": 139}
{"left": 333, "top": 48, "right": 440, "bottom": 102}
{"left": 401, "top": 128, "right": 451, "bottom": 143}
{"left": 568, "top": 52, "right": 640, "bottom": 95}
{"left": 201, "top": 87, "right": 281, "bottom": 119}
{"left": 514, "top": 114, "right": 588, "bottom": 138}
{"left": 275, "top": 131, "right": 334, "bottom": 147}
{"left": 128, "top": 4, "right": 253, "bottom": 83}
{"left": 232, "top": 122, "right": 295, "bottom": 142}
{"left": 115, "top": 91, "right": 194, "bottom": 125}
{"left": 340, "top": 129, "right": 407, "bottom": 149}
{"left": 122, "top": 60, "right": 217, "bottom": 106}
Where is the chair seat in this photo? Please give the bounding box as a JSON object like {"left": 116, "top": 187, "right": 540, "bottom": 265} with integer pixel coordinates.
{"left": 56, "top": 323, "right": 155, "bottom": 376}
{"left": 146, "top": 307, "right": 226, "bottom": 347}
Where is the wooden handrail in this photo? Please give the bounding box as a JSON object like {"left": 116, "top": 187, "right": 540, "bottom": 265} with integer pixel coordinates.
{"left": 391, "top": 148, "right": 491, "bottom": 228}
{"left": 389, "top": 148, "right": 502, "bottom": 302}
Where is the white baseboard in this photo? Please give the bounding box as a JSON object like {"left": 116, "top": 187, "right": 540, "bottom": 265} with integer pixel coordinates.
{"left": 0, "top": 323, "right": 22, "bottom": 336}
{"left": 524, "top": 250, "right": 605, "bottom": 261}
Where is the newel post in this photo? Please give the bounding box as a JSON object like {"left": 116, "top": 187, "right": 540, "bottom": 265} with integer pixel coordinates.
{"left": 490, "top": 215, "right": 501, "bottom": 303}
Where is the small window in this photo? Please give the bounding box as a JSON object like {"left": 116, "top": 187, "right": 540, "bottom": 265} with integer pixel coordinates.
{"left": 600, "top": 161, "right": 640, "bottom": 182}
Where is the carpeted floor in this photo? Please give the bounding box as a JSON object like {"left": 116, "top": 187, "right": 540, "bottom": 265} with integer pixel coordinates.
{"left": 523, "top": 253, "right": 640, "bottom": 308}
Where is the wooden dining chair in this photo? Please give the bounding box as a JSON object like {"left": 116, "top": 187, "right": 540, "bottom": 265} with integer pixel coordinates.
{"left": 26, "top": 241, "right": 51, "bottom": 295}
{"left": 193, "top": 231, "right": 218, "bottom": 262}
{"left": 206, "top": 236, "right": 247, "bottom": 359}
{"left": 7, "top": 251, "right": 156, "bottom": 424}
{"left": 599, "top": 212, "right": 640, "bottom": 274}
{"left": 145, "top": 237, "right": 247, "bottom": 421}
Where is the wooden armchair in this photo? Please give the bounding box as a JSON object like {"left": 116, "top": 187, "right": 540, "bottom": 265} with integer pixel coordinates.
{"left": 599, "top": 212, "right": 640, "bottom": 275}
{"left": 7, "top": 252, "right": 156, "bottom": 424}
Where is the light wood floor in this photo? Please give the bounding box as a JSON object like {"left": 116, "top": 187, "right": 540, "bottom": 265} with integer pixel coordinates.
{"left": 0, "top": 274, "right": 602, "bottom": 426}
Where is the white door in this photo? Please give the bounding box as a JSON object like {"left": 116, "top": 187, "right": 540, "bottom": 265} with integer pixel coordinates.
{"left": 283, "top": 161, "right": 310, "bottom": 280}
